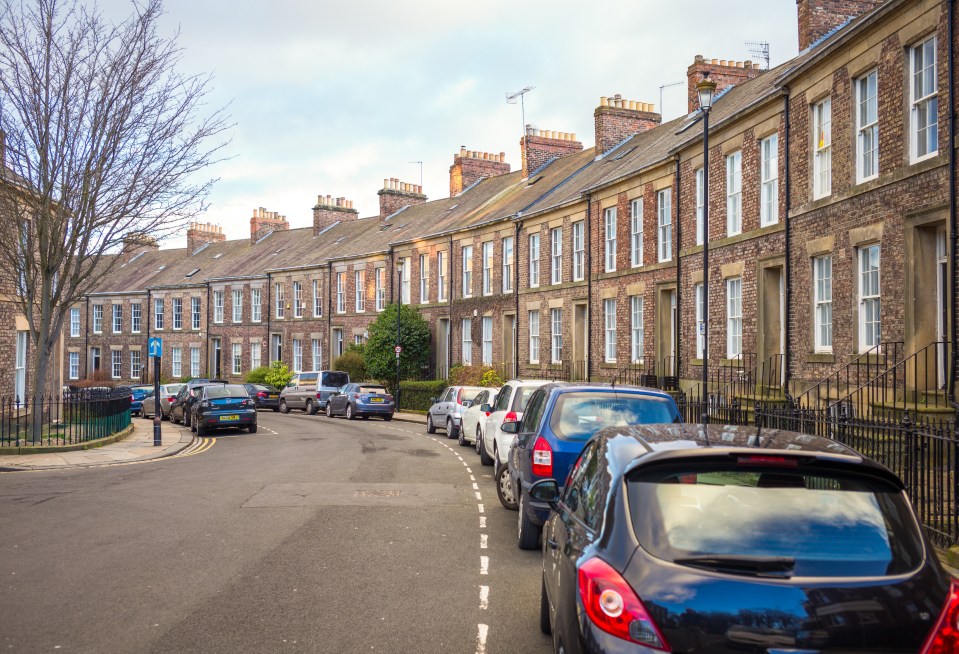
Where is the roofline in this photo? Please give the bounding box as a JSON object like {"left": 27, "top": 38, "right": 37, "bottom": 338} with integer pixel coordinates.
{"left": 580, "top": 152, "right": 676, "bottom": 196}
{"left": 669, "top": 86, "right": 789, "bottom": 156}
{"left": 84, "top": 290, "right": 151, "bottom": 297}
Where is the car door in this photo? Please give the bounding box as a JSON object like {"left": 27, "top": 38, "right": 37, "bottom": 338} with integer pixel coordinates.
{"left": 463, "top": 390, "right": 487, "bottom": 436}
{"left": 172, "top": 385, "right": 188, "bottom": 420}
{"left": 483, "top": 383, "right": 514, "bottom": 457}
{"left": 333, "top": 384, "right": 352, "bottom": 415}
{"left": 433, "top": 387, "right": 453, "bottom": 423}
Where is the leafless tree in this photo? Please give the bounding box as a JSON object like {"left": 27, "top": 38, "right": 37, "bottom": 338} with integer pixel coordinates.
{"left": 0, "top": 0, "right": 230, "bottom": 418}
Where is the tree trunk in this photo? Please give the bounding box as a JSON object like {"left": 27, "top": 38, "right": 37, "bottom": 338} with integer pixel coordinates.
{"left": 30, "top": 341, "right": 50, "bottom": 444}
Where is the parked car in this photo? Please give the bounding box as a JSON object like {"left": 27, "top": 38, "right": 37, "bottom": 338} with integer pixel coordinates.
{"left": 425, "top": 385, "right": 485, "bottom": 438}
{"left": 243, "top": 383, "right": 281, "bottom": 411}
{"left": 191, "top": 384, "right": 257, "bottom": 436}
{"left": 279, "top": 370, "right": 350, "bottom": 414}
{"left": 169, "top": 379, "right": 220, "bottom": 428}
{"left": 534, "top": 423, "right": 954, "bottom": 654}
{"left": 479, "top": 379, "right": 550, "bottom": 469}
{"left": 325, "top": 383, "right": 395, "bottom": 420}
{"left": 458, "top": 387, "right": 500, "bottom": 449}
{"left": 506, "top": 383, "right": 680, "bottom": 546}
{"left": 130, "top": 386, "right": 152, "bottom": 416}
{"left": 140, "top": 383, "right": 185, "bottom": 419}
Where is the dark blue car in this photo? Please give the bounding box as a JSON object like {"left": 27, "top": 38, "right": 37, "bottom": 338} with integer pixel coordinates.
{"left": 131, "top": 386, "right": 152, "bottom": 416}
{"left": 505, "top": 383, "right": 680, "bottom": 550}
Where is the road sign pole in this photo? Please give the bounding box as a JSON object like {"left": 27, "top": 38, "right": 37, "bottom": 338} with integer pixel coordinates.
{"left": 153, "top": 355, "right": 162, "bottom": 446}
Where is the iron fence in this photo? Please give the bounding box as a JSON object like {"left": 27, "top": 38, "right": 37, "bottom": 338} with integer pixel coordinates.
{"left": 0, "top": 388, "right": 133, "bottom": 448}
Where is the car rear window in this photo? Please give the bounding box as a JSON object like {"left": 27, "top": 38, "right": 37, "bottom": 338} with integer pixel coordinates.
{"left": 321, "top": 372, "right": 349, "bottom": 388}
{"left": 456, "top": 387, "right": 485, "bottom": 404}
{"left": 510, "top": 386, "right": 540, "bottom": 412}
{"left": 206, "top": 385, "right": 248, "bottom": 398}
{"left": 359, "top": 386, "right": 387, "bottom": 394}
{"left": 166, "top": 384, "right": 184, "bottom": 395}
{"left": 626, "top": 465, "right": 924, "bottom": 578}
{"left": 548, "top": 392, "right": 678, "bottom": 441}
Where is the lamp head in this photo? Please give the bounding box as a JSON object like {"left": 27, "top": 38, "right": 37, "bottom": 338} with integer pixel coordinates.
{"left": 696, "top": 73, "right": 717, "bottom": 112}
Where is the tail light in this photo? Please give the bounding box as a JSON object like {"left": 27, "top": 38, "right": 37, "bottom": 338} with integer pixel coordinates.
{"left": 922, "top": 580, "right": 959, "bottom": 654}
{"left": 353, "top": 393, "right": 360, "bottom": 399}
{"left": 503, "top": 411, "right": 518, "bottom": 423}
{"left": 316, "top": 392, "right": 323, "bottom": 399}
{"left": 385, "top": 395, "right": 394, "bottom": 402}
{"left": 737, "top": 454, "right": 798, "bottom": 467}
{"left": 257, "top": 391, "right": 268, "bottom": 398}
{"left": 578, "top": 557, "right": 671, "bottom": 651}
{"left": 531, "top": 437, "right": 552, "bottom": 477}
{"left": 166, "top": 397, "right": 175, "bottom": 403}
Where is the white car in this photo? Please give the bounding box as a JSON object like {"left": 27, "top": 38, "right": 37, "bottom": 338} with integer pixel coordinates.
{"left": 457, "top": 387, "right": 500, "bottom": 449}
{"left": 480, "top": 379, "right": 550, "bottom": 469}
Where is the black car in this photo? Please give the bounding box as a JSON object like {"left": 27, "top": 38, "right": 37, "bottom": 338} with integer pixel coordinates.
{"left": 325, "top": 383, "right": 395, "bottom": 420}
{"left": 169, "top": 379, "right": 220, "bottom": 428}
{"left": 191, "top": 384, "right": 257, "bottom": 436}
{"left": 534, "top": 423, "right": 955, "bottom": 654}
{"left": 243, "top": 383, "right": 281, "bottom": 411}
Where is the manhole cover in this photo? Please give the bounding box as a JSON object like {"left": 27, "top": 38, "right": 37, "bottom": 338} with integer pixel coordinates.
{"left": 354, "top": 489, "right": 401, "bottom": 498}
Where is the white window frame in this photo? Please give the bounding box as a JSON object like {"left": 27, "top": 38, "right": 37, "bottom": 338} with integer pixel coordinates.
{"left": 130, "top": 302, "right": 140, "bottom": 334}
{"left": 311, "top": 339, "right": 321, "bottom": 371}
{"left": 462, "top": 245, "right": 473, "bottom": 298}
{"left": 550, "top": 308, "right": 562, "bottom": 364}
{"left": 572, "top": 221, "right": 585, "bottom": 281}
{"left": 461, "top": 319, "right": 472, "bottom": 365}
{"left": 502, "top": 236, "right": 513, "bottom": 293}
{"left": 92, "top": 304, "right": 103, "bottom": 333}
{"left": 131, "top": 350, "right": 141, "bottom": 381}
{"left": 695, "top": 283, "right": 705, "bottom": 360}
{"left": 726, "top": 151, "right": 742, "bottom": 236}
{"left": 814, "top": 255, "right": 833, "bottom": 353}
{"left": 292, "top": 339, "right": 302, "bottom": 373}
{"left": 293, "top": 281, "right": 302, "bottom": 318}
{"left": 112, "top": 304, "right": 122, "bottom": 334}
{"left": 604, "top": 298, "right": 617, "bottom": 363}
{"left": 250, "top": 342, "right": 261, "bottom": 371}
{"left": 528, "top": 310, "right": 540, "bottom": 364}
{"left": 911, "top": 36, "right": 938, "bottom": 163}
{"left": 419, "top": 254, "right": 428, "bottom": 303}
{"left": 550, "top": 227, "right": 563, "bottom": 284}
{"left": 437, "top": 251, "right": 447, "bottom": 302}
{"left": 111, "top": 349, "right": 122, "bottom": 380}
{"left": 858, "top": 244, "right": 881, "bottom": 352}
{"left": 604, "top": 207, "right": 617, "bottom": 272}
{"left": 192, "top": 296, "right": 202, "bottom": 329}
{"left": 213, "top": 290, "right": 224, "bottom": 324}
{"left": 153, "top": 299, "right": 164, "bottom": 331}
{"left": 274, "top": 283, "right": 285, "bottom": 319}
{"left": 482, "top": 242, "right": 493, "bottom": 296}
{"left": 336, "top": 272, "right": 346, "bottom": 314}
{"left": 630, "top": 199, "right": 643, "bottom": 267}
{"left": 172, "top": 347, "right": 182, "bottom": 378}
{"left": 657, "top": 189, "right": 672, "bottom": 263}
{"left": 313, "top": 280, "right": 322, "bottom": 317}
{"left": 355, "top": 270, "right": 366, "bottom": 312}
{"left": 250, "top": 290, "right": 260, "bottom": 324}
{"left": 760, "top": 134, "right": 778, "bottom": 227}
{"left": 68, "top": 351, "right": 79, "bottom": 380}
{"left": 333, "top": 329, "right": 344, "bottom": 359}
{"left": 375, "top": 267, "right": 386, "bottom": 311}
{"left": 726, "top": 277, "right": 742, "bottom": 359}
{"left": 813, "top": 97, "right": 832, "bottom": 199}
{"left": 695, "top": 169, "right": 705, "bottom": 245}
{"left": 528, "top": 233, "right": 540, "bottom": 288}
{"left": 70, "top": 307, "right": 80, "bottom": 337}
{"left": 232, "top": 290, "right": 242, "bottom": 323}
{"left": 481, "top": 316, "right": 493, "bottom": 365}
{"left": 232, "top": 343, "right": 242, "bottom": 376}
{"left": 631, "top": 295, "right": 644, "bottom": 363}
{"left": 856, "top": 70, "right": 879, "bottom": 183}
{"left": 401, "top": 258, "right": 411, "bottom": 304}
{"left": 190, "top": 347, "right": 200, "bottom": 378}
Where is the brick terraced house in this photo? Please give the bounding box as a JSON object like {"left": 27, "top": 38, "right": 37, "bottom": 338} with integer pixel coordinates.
{"left": 15, "top": 0, "right": 957, "bottom": 426}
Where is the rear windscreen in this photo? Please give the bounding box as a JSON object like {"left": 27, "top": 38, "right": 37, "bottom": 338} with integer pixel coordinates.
{"left": 206, "top": 385, "right": 248, "bottom": 398}
{"left": 321, "top": 372, "right": 349, "bottom": 388}
{"left": 166, "top": 385, "right": 184, "bottom": 395}
{"left": 627, "top": 465, "right": 923, "bottom": 578}
{"left": 549, "top": 392, "right": 678, "bottom": 441}
{"left": 511, "top": 386, "right": 540, "bottom": 412}
{"left": 359, "top": 386, "right": 387, "bottom": 394}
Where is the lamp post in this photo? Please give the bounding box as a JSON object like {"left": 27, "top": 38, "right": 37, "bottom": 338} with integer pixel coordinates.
{"left": 697, "top": 72, "right": 716, "bottom": 425}
{"left": 396, "top": 260, "right": 403, "bottom": 411}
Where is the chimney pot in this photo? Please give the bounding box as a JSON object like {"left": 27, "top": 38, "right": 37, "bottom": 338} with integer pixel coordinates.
{"left": 600, "top": 96, "right": 608, "bottom": 107}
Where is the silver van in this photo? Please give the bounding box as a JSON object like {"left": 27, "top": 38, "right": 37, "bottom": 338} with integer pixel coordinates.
{"left": 279, "top": 370, "right": 350, "bottom": 415}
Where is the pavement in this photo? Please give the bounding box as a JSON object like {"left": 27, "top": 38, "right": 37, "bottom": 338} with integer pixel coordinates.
{"left": 0, "top": 415, "right": 194, "bottom": 471}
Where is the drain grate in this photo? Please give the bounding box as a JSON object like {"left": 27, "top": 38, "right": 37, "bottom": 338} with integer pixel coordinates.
{"left": 354, "top": 489, "right": 401, "bottom": 498}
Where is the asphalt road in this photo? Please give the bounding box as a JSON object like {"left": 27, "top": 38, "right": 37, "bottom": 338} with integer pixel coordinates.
{"left": 0, "top": 411, "right": 552, "bottom": 653}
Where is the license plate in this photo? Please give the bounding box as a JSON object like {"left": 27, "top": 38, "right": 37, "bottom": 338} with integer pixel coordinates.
{"left": 370, "top": 397, "right": 384, "bottom": 403}
{"left": 268, "top": 395, "right": 278, "bottom": 399}
{"left": 219, "top": 414, "right": 239, "bottom": 422}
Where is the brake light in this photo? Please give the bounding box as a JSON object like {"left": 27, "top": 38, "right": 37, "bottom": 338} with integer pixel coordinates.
{"left": 503, "top": 411, "right": 518, "bottom": 423}
{"left": 578, "top": 557, "right": 671, "bottom": 651}
{"left": 456, "top": 388, "right": 464, "bottom": 403}
{"left": 257, "top": 391, "right": 267, "bottom": 398}
{"left": 385, "top": 395, "right": 393, "bottom": 402}
{"left": 531, "top": 437, "right": 552, "bottom": 477}
{"left": 166, "top": 397, "right": 175, "bottom": 403}
{"left": 737, "top": 455, "right": 798, "bottom": 467}
{"left": 921, "top": 580, "right": 959, "bottom": 654}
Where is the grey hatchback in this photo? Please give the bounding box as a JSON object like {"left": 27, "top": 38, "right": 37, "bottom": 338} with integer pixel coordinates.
{"left": 425, "top": 385, "right": 485, "bottom": 438}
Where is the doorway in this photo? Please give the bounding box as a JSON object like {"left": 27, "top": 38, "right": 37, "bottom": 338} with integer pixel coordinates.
{"left": 211, "top": 338, "right": 222, "bottom": 378}
{"left": 656, "top": 288, "right": 676, "bottom": 377}
{"left": 758, "top": 265, "right": 785, "bottom": 387}
{"left": 437, "top": 318, "right": 450, "bottom": 379}
{"left": 937, "top": 227, "right": 948, "bottom": 389}
{"left": 573, "top": 303, "right": 588, "bottom": 380}
{"left": 502, "top": 314, "right": 515, "bottom": 377}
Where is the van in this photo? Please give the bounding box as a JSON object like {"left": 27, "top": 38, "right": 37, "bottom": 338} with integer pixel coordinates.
{"left": 278, "top": 370, "right": 350, "bottom": 415}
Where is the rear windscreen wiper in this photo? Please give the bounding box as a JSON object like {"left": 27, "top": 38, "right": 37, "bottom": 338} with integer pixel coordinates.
{"left": 674, "top": 555, "right": 795, "bottom": 578}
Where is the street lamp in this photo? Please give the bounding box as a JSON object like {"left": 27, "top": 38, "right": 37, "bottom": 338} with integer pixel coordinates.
{"left": 696, "top": 72, "right": 716, "bottom": 425}
{"left": 396, "top": 260, "right": 403, "bottom": 411}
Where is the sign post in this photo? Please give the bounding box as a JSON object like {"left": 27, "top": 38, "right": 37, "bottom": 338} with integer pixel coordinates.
{"left": 148, "top": 337, "right": 162, "bottom": 446}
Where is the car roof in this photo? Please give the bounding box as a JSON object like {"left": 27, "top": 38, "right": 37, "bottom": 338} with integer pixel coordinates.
{"left": 590, "top": 423, "right": 903, "bottom": 489}
{"left": 537, "top": 381, "right": 673, "bottom": 399}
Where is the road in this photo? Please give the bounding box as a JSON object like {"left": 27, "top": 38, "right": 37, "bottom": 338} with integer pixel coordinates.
{"left": 0, "top": 412, "right": 552, "bottom": 653}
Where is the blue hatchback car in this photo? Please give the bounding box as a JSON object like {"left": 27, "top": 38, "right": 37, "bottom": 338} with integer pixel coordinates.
{"left": 131, "top": 386, "right": 153, "bottom": 416}
{"left": 505, "top": 383, "right": 680, "bottom": 550}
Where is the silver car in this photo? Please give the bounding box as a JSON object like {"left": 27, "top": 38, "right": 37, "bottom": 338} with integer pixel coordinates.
{"left": 140, "top": 384, "right": 185, "bottom": 419}
{"left": 279, "top": 371, "right": 350, "bottom": 415}
{"left": 425, "top": 385, "right": 485, "bottom": 439}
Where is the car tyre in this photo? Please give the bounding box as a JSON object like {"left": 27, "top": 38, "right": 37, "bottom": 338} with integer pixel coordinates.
{"left": 540, "top": 576, "right": 552, "bottom": 635}
{"left": 279, "top": 400, "right": 289, "bottom": 414}
{"left": 446, "top": 418, "right": 457, "bottom": 440}
{"left": 426, "top": 413, "right": 436, "bottom": 434}
{"left": 346, "top": 404, "right": 355, "bottom": 420}
{"left": 305, "top": 399, "right": 316, "bottom": 415}
{"left": 457, "top": 425, "right": 469, "bottom": 447}
{"left": 248, "top": 424, "right": 258, "bottom": 434}
{"left": 496, "top": 463, "right": 518, "bottom": 511}
{"left": 196, "top": 422, "right": 205, "bottom": 437}
{"left": 384, "top": 414, "right": 393, "bottom": 421}
{"left": 517, "top": 492, "right": 542, "bottom": 550}
{"left": 479, "top": 435, "right": 494, "bottom": 466}
{"left": 475, "top": 426, "right": 483, "bottom": 456}
{"left": 326, "top": 403, "right": 333, "bottom": 418}
{"left": 271, "top": 407, "right": 279, "bottom": 413}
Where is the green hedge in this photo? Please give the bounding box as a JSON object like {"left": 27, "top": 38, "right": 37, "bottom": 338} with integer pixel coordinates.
{"left": 396, "top": 380, "right": 447, "bottom": 412}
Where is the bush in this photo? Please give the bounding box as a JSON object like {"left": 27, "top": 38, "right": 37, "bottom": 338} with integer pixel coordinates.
{"left": 333, "top": 350, "right": 367, "bottom": 382}
{"left": 397, "top": 379, "right": 447, "bottom": 412}
{"left": 244, "top": 366, "right": 270, "bottom": 384}
{"left": 264, "top": 360, "right": 293, "bottom": 389}
{"left": 365, "top": 304, "right": 431, "bottom": 381}
{"left": 449, "top": 365, "right": 504, "bottom": 388}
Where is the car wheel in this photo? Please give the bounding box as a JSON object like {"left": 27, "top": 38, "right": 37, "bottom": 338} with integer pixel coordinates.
{"left": 457, "top": 424, "right": 469, "bottom": 447}
{"left": 479, "top": 434, "right": 494, "bottom": 466}
{"left": 426, "top": 413, "right": 436, "bottom": 434}
{"left": 496, "top": 463, "right": 518, "bottom": 511}
{"left": 446, "top": 418, "right": 457, "bottom": 440}
{"left": 305, "top": 399, "right": 316, "bottom": 415}
{"left": 248, "top": 424, "right": 258, "bottom": 434}
{"left": 517, "top": 492, "right": 542, "bottom": 550}
{"left": 184, "top": 411, "right": 191, "bottom": 428}
{"left": 142, "top": 410, "right": 151, "bottom": 420}
{"left": 383, "top": 414, "right": 393, "bottom": 421}
{"left": 325, "top": 403, "right": 333, "bottom": 418}
{"left": 475, "top": 427, "right": 483, "bottom": 455}
{"left": 279, "top": 400, "right": 289, "bottom": 414}
{"left": 271, "top": 407, "right": 279, "bottom": 413}
{"left": 171, "top": 411, "right": 179, "bottom": 425}
{"left": 346, "top": 404, "right": 355, "bottom": 420}
{"left": 540, "top": 576, "right": 552, "bottom": 635}
{"left": 196, "top": 422, "right": 205, "bottom": 437}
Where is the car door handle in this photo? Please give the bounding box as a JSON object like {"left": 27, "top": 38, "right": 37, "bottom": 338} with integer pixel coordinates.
{"left": 546, "top": 537, "right": 559, "bottom": 550}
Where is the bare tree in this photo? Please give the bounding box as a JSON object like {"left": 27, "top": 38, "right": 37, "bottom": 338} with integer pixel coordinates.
{"left": 0, "top": 0, "right": 229, "bottom": 417}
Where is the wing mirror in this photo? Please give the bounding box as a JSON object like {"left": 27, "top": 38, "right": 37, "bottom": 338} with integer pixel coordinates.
{"left": 429, "top": 397, "right": 437, "bottom": 404}
{"left": 529, "top": 479, "right": 560, "bottom": 509}
{"left": 480, "top": 403, "right": 492, "bottom": 414}
{"left": 500, "top": 421, "right": 519, "bottom": 434}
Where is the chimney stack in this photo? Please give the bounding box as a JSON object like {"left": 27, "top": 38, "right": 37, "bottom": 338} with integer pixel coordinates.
{"left": 796, "top": 0, "right": 883, "bottom": 51}
{"left": 250, "top": 207, "right": 290, "bottom": 245}
{"left": 121, "top": 232, "right": 160, "bottom": 261}
{"left": 520, "top": 127, "right": 583, "bottom": 179}
{"left": 378, "top": 178, "right": 427, "bottom": 219}
{"left": 186, "top": 222, "right": 226, "bottom": 255}
{"left": 686, "top": 56, "right": 764, "bottom": 113}
{"left": 449, "top": 147, "right": 510, "bottom": 197}
{"left": 594, "top": 95, "right": 662, "bottom": 156}
{"left": 312, "top": 194, "right": 359, "bottom": 236}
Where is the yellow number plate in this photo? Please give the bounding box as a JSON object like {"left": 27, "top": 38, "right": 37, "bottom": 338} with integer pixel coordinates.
{"left": 219, "top": 414, "right": 239, "bottom": 422}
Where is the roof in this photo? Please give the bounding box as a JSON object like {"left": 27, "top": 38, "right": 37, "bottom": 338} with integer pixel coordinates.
{"left": 537, "top": 381, "right": 675, "bottom": 398}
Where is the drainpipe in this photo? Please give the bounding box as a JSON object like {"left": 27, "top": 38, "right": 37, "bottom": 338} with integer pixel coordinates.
{"left": 449, "top": 234, "right": 454, "bottom": 374}
{"left": 266, "top": 273, "right": 272, "bottom": 363}
{"left": 515, "top": 219, "right": 522, "bottom": 378}
{"left": 948, "top": 0, "right": 959, "bottom": 410}
{"left": 327, "top": 263, "right": 333, "bottom": 361}
{"left": 783, "top": 89, "right": 793, "bottom": 393}
{"left": 586, "top": 192, "right": 593, "bottom": 381}
{"left": 145, "top": 291, "right": 151, "bottom": 381}
{"left": 674, "top": 156, "right": 682, "bottom": 380}
{"left": 84, "top": 296, "right": 90, "bottom": 375}
{"left": 205, "top": 282, "right": 211, "bottom": 376}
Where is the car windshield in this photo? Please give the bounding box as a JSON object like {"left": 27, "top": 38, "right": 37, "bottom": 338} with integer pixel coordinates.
{"left": 548, "top": 392, "right": 677, "bottom": 441}
{"left": 359, "top": 386, "right": 387, "bottom": 394}
{"left": 165, "top": 385, "right": 184, "bottom": 395}
{"left": 206, "top": 385, "right": 247, "bottom": 398}
{"left": 321, "top": 372, "right": 349, "bottom": 388}
{"left": 627, "top": 466, "right": 924, "bottom": 578}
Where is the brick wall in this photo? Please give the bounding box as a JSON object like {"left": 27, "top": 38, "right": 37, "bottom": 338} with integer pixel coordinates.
{"left": 378, "top": 180, "right": 426, "bottom": 219}
{"left": 521, "top": 128, "right": 582, "bottom": 178}
{"left": 594, "top": 95, "right": 661, "bottom": 156}
{"left": 449, "top": 148, "right": 509, "bottom": 197}
{"left": 797, "top": 0, "right": 884, "bottom": 51}
{"left": 313, "top": 196, "right": 359, "bottom": 235}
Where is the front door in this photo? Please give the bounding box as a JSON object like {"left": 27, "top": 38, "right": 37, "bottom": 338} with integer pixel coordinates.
{"left": 503, "top": 314, "right": 515, "bottom": 378}
{"left": 759, "top": 266, "right": 785, "bottom": 387}
{"left": 656, "top": 288, "right": 676, "bottom": 377}
{"left": 573, "top": 303, "right": 588, "bottom": 380}
{"left": 14, "top": 331, "right": 27, "bottom": 402}
{"left": 211, "top": 338, "right": 222, "bottom": 378}
{"left": 937, "top": 227, "right": 948, "bottom": 389}
{"left": 437, "top": 319, "right": 450, "bottom": 380}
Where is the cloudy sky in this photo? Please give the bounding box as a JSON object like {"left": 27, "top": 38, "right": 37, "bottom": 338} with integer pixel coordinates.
{"left": 104, "top": 0, "right": 799, "bottom": 246}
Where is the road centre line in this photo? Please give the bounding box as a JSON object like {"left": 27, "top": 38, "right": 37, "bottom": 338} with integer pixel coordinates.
{"left": 479, "top": 586, "right": 489, "bottom": 610}
{"left": 480, "top": 556, "right": 489, "bottom": 575}
{"left": 476, "top": 624, "right": 489, "bottom": 654}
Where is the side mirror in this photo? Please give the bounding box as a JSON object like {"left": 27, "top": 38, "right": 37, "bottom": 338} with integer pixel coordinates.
{"left": 500, "top": 421, "right": 519, "bottom": 434}
{"left": 462, "top": 400, "right": 473, "bottom": 408}
{"left": 429, "top": 397, "right": 437, "bottom": 404}
{"left": 529, "top": 479, "right": 560, "bottom": 509}
{"left": 480, "top": 404, "right": 492, "bottom": 413}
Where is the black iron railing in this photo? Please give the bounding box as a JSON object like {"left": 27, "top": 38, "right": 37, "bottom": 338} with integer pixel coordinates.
{"left": 0, "top": 388, "right": 133, "bottom": 448}
{"left": 795, "top": 341, "right": 903, "bottom": 410}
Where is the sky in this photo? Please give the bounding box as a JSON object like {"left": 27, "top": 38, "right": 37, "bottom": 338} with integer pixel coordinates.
{"left": 102, "top": 0, "right": 799, "bottom": 247}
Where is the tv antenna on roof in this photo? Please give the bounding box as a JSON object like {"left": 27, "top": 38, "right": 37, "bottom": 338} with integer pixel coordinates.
{"left": 746, "top": 41, "right": 770, "bottom": 69}
{"left": 408, "top": 161, "right": 423, "bottom": 188}
{"left": 506, "top": 86, "right": 535, "bottom": 143}
{"left": 659, "top": 81, "right": 683, "bottom": 119}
